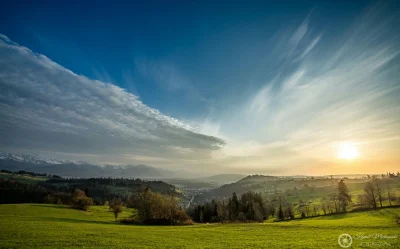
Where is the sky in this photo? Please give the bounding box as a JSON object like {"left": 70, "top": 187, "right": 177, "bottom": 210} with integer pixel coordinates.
{"left": 1, "top": 1, "right": 399, "bottom": 175}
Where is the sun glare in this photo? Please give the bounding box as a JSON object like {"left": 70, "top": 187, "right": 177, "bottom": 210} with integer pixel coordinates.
{"left": 337, "top": 143, "right": 360, "bottom": 160}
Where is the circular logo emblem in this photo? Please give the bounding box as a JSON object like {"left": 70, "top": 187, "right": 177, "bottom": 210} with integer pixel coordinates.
{"left": 338, "top": 234, "right": 353, "bottom": 248}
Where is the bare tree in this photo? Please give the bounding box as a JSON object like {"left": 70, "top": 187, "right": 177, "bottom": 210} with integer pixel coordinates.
{"left": 326, "top": 201, "right": 334, "bottom": 214}
{"left": 385, "top": 179, "right": 395, "bottom": 206}
{"left": 302, "top": 201, "right": 311, "bottom": 217}
{"left": 321, "top": 202, "right": 327, "bottom": 215}
{"left": 313, "top": 204, "right": 320, "bottom": 216}
{"left": 362, "top": 181, "right": 378, "bottom": 209}
{"left": 375, "top": 180, "right": 384, "bottom": 208}
{"left": 329, "top": 194, "right": 340, "bottom": 213}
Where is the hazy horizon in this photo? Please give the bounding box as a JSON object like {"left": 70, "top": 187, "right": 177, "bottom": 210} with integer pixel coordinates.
{"left": 0, "top": 151, "right": 395, "bottom": 177}
{"left": 1, "top": 1, "right": 400, "bottom": 176}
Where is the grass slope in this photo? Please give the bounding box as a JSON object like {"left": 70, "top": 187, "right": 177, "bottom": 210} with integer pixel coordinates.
{"left": 0, "top": 172, "right": 49, "bottom": 184}
{"left": 0, "top": 204, "right": 399, "bottom": 248}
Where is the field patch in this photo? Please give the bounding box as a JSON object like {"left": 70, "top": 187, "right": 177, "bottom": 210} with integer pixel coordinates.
{"left": 0, "top": 204, "right": 399, "bottom": 248}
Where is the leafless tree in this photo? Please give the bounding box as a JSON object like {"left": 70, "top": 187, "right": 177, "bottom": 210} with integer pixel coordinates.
{"left": 361, "top": 181, "right": 378, "bottom": 209}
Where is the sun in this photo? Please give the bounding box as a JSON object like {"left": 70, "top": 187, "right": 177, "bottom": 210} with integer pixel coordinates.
{"left": 337, "top": 143, "right": 360, "bottom": 160}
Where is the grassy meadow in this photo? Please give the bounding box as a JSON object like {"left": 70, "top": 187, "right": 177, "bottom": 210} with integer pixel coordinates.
{"left": 0, "top": 172, "right": 49, "bottom": 184}
{"left": 0, "top": 204, "right": 398, "bottom": 248}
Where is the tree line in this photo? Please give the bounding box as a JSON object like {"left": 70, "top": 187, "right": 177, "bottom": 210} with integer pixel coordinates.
{"left": 0, "top": 179, "right": 48, "bottom": 204}
{"left": 188, "top": 191, "right": 268, "bottom": 222}
{"left": 0, "top": 170, "right": 181, "bottom": 209}
{"left": 0, "top": 179, "right": 93, "bottom": 210}
{"left": 188, "top": 177, "right": 399, "bottom": 223}
{"left": 1, "top": 169, "right": 62, "bottom": 178}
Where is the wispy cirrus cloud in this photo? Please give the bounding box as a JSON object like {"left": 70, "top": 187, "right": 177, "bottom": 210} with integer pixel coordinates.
{"left": 0, "top": 35, "right": 224, "bottom": 167}
{"left": 205, "top": 6, "right": 400, "bottom": 175}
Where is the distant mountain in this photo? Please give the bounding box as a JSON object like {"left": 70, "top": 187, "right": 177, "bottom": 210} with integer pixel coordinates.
{"left": 0, "top": 152, "right": 177, "bottom": 179}
{"left": 197, "top": 174, "right": 246, "bottom": 184}
{"left": 0, "top": 152, "right": 72, "bottom": 165}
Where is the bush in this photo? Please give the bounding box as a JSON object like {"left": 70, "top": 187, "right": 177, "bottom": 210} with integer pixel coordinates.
{"left": 395, "top": 214, "right": 400, "bottom": 226}
{"left": 130, "top": 188, "right": 192, "bottom": 225}
{"left": 71, "top": 189, "right": 93, "bottom": 211}
{"left": 109, "top": 198, "right": 124, "bottom": 220}
{"left": 120, "top": 218, "right": 140, "bottom": 225}
{"left": 72, "top": 196, "right": 93, "bottom": 211}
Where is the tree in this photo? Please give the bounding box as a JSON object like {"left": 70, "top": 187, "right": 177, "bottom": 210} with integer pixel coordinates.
{"left": 217, "top": 200, "right": 228, "bottom": 221}
{"left": 361, "top": 181, "right": 378, "bottom": 209}
{"left": 374, "top": 179, "right": 384, "bottom": 208}
{"left": 131, "top": 188, "right": 191, "bottom": 225}
{"left": 188, "top": 191, "right": 271, "bottom": 223}
{"left": 285, "top": 205, "right": 295, "bottom": 220}
{"left": 84, "top": 188, "right": 90, "bottom": 197}
{"left": 326, "top": 200, "right": 334, "bottom": 214}
{"left": 265, "top": 203, "right": 275, "bottom": 218}
{"left": 199, "top": 208, "right": 204, "bottom": 223}
{"left": 109, "top": 198, "right": 124, "bottom": 220}
{"left": 228, "top": 192, "right": 239, "bottom": 220}
{"left": 312, "top": 205, "right": 320, "bottom": 216}
{"left": 302, "top": 201, "right": 311, "bottom": 217}
{"left": 337, "top": 179, "right": 352, "bottom": 212}
{"left": 359, "top": 178, "right": 388, "bottom": 209}
{"left": 72, "top": 189, "right": 93, "bottom": 211}
{"left": 329, "top": 194, "right": 340, "bottom": 213}
{"left": 386, "top": 180, "right": 395, "bottom": 206}
{"left": 321, "top": 202, "right": 327, "bottom": 215}
{"left": 278, "top": 204, "right": 284, "bottom": 220}
{"left": 112, "top": 205, "right": 123, "bottom": 220}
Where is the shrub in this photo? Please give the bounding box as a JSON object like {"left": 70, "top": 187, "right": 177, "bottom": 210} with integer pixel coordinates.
{"left": 119, "top": 218, "right": 140, "bottom": 225}
{"left": 395, "top": 214, "right": 400, "bottom": 226}
{"left": 131, "top": 188, "right": 192, "bottom": 225}
{"left": 109, "top": 198, "right": 124, "bottom": 220}
{"left": 71, "top": 189, "right": 93, "bottom": 211}
{"left": 72, "top": 196, "right": 93, "bottom": 211}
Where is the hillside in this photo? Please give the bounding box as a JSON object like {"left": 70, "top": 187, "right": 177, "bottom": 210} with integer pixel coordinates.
{"left": 0, "top": 204, "right": 398, "bottom": 248}
{"left": 197, "top": 174, "right": 246, "bottom": 185}
{"left": 0, "top": 171, "right": 183, "bottom": 205}
{"left": 194, "top": 174, "right": 400, "bottom": 206}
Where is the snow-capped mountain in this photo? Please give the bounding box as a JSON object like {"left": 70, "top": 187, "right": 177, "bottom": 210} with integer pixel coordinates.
{"left": 0, "top": 152, "right": 177, "bottom": 179}
{"left": 0, "top": 152, "right": 86, "bottom": 165}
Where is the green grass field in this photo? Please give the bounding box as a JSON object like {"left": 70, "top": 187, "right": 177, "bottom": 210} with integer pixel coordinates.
{"left": 0, "top": 204, "right": 399, "bottom": 248}
{"left": 0, "top": 172, "right": 49, "bottom": 184}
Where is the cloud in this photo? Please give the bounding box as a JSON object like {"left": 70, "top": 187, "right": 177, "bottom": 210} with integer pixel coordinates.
{"left": 298, "top": 35, "right": 321, "bottom": 59}
{"left": 205, "top": 5, "right": 400, "bottom": 175}
{"left": 0, "top": 35, "right": 224, "bottom": 166}
{"left": 1, "top": 4, "right": 399, "bottom": 175}
{"left": 290, "top": 19, "right": 308, "bottom": 46}
{"left": 135, "top": 59, "right": 186, "bottom": 92}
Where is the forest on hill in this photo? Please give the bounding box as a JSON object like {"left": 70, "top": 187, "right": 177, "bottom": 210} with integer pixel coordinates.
{"left": 0, "top": 170, "right": 181, "bottom": 205}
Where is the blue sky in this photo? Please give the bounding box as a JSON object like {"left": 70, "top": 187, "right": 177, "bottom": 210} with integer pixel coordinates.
{"left": 1, "top": 1, "right": 399, "bottom": 175}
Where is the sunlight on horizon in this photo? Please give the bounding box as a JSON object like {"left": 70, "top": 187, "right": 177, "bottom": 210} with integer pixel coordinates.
{"left": 337, "top": 143, "right": 360, "bottom": 160}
